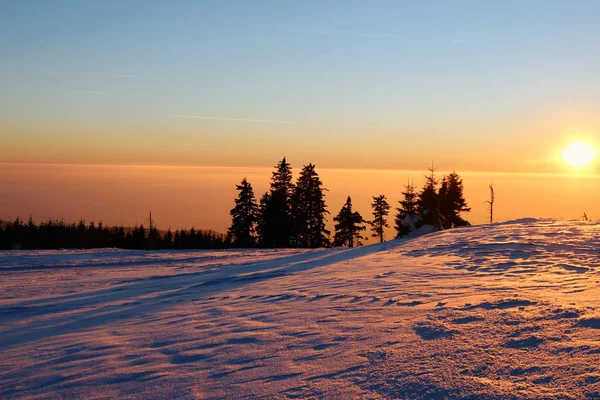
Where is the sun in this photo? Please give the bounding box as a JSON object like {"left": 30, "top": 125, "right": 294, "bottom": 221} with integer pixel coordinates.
{"left": 562, "top": 141, "right": 596, "bottom": 168}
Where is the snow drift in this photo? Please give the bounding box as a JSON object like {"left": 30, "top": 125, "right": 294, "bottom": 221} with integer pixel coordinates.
{"left": 1, "top": 218, "right": 599, "bottom": 399}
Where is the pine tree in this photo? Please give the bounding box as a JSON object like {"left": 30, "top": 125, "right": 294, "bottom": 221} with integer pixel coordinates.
{"left": 190, "top": 227, "right": 200, "bottom": 248}
{"left": 438, "top": 172, "right": 471, "bottom": 228}
{"left": 173, "top": 230, "right": 182, "bottom": 249}
{"left": 395, "top": 180, "right": 419, "bottom": 237}
{"left": 334, "top": 196, "right": 366, "bottom": 247}
{"left": 369, "top": 195, "right": 390, "bottom": 243}
{"left": 417, "top": 163, "right": 440, "bottom": 228}
{"left": 127, "top": 224, "right": 147, "bottom": 249}
{"left": 162, "top": 228, "right": 174, "bottom": 249}
{"left": 292, "top": 164, "right": 330, "bottom": 247}
{"left": 256, "top": 191, "right": 273, "bottom": 247}
{"left": 256, "top": 157, "right": 295, "bottom": 247}
{"left": 26, "top": 216, "right": 36, "bottom": 249}
{"left": 147, "top": 225, "right": 161, "bottom": 249}
{"left": 228, "top": 178, "right": 259, "bottom": 247}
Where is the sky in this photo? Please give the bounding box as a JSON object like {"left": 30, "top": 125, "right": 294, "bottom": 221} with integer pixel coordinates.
{"left": 1, "top": 1, "right": 600, "bottom": 234}
{"left": 2, "top": 0, "right": 600, "bottom": 172}
{"left": 2, "top": 163, "right": 599, "bottom": 240}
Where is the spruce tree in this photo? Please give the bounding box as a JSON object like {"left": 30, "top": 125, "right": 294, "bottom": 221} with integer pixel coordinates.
{"left": 369, "top": 195, "right": 390, "bottom": 243}
{"left": 162, "top": 228, "right": 174, "bottom": 249}
{"left": 333, "top": 196, "right": 366, "bottom": 247}
{"left": 228, "top": 178, "right": 259, "bottom": 247}
{"left": 256, "top": 157, "right": 294, "bottom": 247}
{"left": 256, "top": 191, "right": 273, "bottom": 247}
{"left": 292, "top": 164, "right": 330, "bottom": 247}
{"left": 438, "top": 172, "right": 471, "bottom": 228}
{"left": 417, "top": 163, "right": 440, "bottom": 228}
{"left": 395, "top": 179, "right": 419, "bottom": 237}
{"left": 147, "top": 223, "right": 161, "bottom": 250}
{"left": 26, "top": 216, "right": 36, "bottom": 249}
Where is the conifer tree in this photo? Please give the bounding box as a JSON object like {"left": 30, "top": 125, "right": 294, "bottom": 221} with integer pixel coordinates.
{"left": 26, "top": 216, "right": 36, "bottom": 249}
{"left": 257, "top": 157, "right": 295, "bottom": 247}
{"left": 292, "top": 164, "right": 330, "bottom": 247}
{"left": 369, "top": 195, "right": 390, "bottom": 243}
{"left": 256, "top": 191, "right": 273, "bottom": 247}
{"left": 147, "top": 222, "right": 161, "bottom": 250}
{"left": 438, "top": 172, "right": 470, "bottom": 228}
{"left": 173, "top": 230, "right": 182, "bottom": 249}
{"left": 417, "top": 163, "right": 440, "bottom": 228}
{"left": 395, "top": 179, "right": 419, "bottom": 237}
{"left": 228, "top": 178, "right": 259, "bottom": 247}
{"left": 127, "top": 224, "right": 147, "bottom": 249}
{"left": 162, "top": 228, "right": 174, "bottom": 249}
{"left": 333, "top": 196, "right": 366, "bottom": 247}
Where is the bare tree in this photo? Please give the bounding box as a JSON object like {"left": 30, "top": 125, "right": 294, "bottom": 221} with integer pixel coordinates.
{"left": 485, "top": 183, "right": 495, "bottom": 223}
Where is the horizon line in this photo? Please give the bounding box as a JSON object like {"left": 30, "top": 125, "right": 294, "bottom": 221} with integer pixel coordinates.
{"left": 0, "top": 161, "right": 598, "bottom": 178}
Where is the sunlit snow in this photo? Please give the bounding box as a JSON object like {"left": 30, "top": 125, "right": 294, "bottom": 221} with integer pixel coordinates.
{"left": 1, "top": 219, "right": 599, "bottom": 399}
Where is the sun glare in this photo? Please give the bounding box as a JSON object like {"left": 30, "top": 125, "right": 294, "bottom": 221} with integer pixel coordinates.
{"left": 562, "top": 142, "right": 596, "bottom": 168}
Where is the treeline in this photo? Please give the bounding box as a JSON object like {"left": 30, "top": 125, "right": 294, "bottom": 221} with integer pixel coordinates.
{"left": 0, "top": 218, "right": 228, "bottom": 250}
{"left": 228, "top": 158, "right": 470, "bottom": 248}
{"left": 1, "top": 158, "right": 470, "bottom": 250}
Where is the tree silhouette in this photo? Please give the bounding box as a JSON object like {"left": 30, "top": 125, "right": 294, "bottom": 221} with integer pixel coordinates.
{"left": 417, "top": 163, "right": 440, "bottom": 228}
{"left": 438, "top": 172, "right": 471, "bottom": 228}
{"left": 292, "top": 164, "right": 330, "bottom": 248}
{"left": 228, "top": 178, "right": 259, "bottom": 247}
{"left": 256, "top": 191, "right": 274, "bottom": 247}
{"left": 162, "top": 228, "right": 174, "bottom": 249}
{"left": 0, "top": 215, "right": 228, "bottom": 250}
{"left": 147, "top": 224, "right": 161, "bottom": 250}
{"left": 369, "top": 195, "right": 390, "bottom": 243}
{"left": 334, "top": 196, "right": 366, "bottom": 247}
{"left": 485, "top": 183, "right": 495, "bottom": 223}
{"left": 395, "top": 180, "right": 419, "bottom": 237}
{"left": 257, "top": 157, "right": 295, "bottom": 247}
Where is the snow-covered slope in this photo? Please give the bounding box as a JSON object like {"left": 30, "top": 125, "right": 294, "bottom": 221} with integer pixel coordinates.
{"left": 1, "top": 219, "right": 599, "bottom": 399}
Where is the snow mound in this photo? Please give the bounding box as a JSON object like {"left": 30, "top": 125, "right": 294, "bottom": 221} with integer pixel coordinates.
{"left": 1, "top": 218, "right": 599, "bottom": 399}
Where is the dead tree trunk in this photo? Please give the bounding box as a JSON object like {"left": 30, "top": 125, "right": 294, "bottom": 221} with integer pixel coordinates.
{"left": 485, "top": 183, "right": 495, "bottom": 223}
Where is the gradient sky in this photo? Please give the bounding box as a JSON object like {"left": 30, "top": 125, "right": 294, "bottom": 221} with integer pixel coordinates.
{"left": 2, "top": 1, "right": 600, "bottom": 172}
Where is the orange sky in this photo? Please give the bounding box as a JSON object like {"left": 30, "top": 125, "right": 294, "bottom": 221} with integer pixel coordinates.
{"left": 1, "top": 163, "right": 598, "bottom": 242}
{"left": 2, "top": 105, "right": 599, "bottom": 174}
{"left": 2, "top": 1, "right": 600, "bottom": 236}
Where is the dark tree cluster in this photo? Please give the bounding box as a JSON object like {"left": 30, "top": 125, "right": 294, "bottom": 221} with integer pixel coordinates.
{"left": 229, "top": 159, "right": 471, "bottom": 248}
{"left": 2, "top": 161, "right": 470, "bottom": 251}
{"left": 228, "top": 158, "right": 330, "bottom": 248}
{"left": 0, "top": 217, "right": 228, "bottom": 250}
{"left": 394, "top": 164, "right": 470, "bottom": 237}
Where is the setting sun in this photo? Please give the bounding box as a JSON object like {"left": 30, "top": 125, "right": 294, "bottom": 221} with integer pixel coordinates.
{"left": 562, "top": 141, "right": 596, "bottom": 168}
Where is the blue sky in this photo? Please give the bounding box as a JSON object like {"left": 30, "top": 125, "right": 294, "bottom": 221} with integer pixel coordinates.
{"left": 2, "top": 1, "right": 599, "bottom": 170}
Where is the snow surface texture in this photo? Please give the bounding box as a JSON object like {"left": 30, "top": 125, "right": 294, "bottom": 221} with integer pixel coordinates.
{"left": 1, "top": 218, "right": 599, "bottom": 399}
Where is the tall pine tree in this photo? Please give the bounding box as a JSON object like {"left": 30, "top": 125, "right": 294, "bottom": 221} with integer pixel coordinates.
{"left": 369, "top": 195, "right": 390, "bottom": 243}
{"left": 334, "top": 196, "right": 366, "bottom": 247}
{"left": 417, "top": 163, "right": 440, "bottom": 228}
{"left": 228, "top": 178, "right": 259, "bottom": 247}
{"left": 395, "top": 179, "right": 419, "bottom": 237}
{"left": 438, "top": 172, "right": 470, "bottom": 229}
{"left": 292, "top": 164, "right": 330, "bottom": 248}
{"left": 257, "top": 157, "right": 294, "bottom": 247}
{"left": 256, "top": 191, "right": 273, "bottom": 247}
